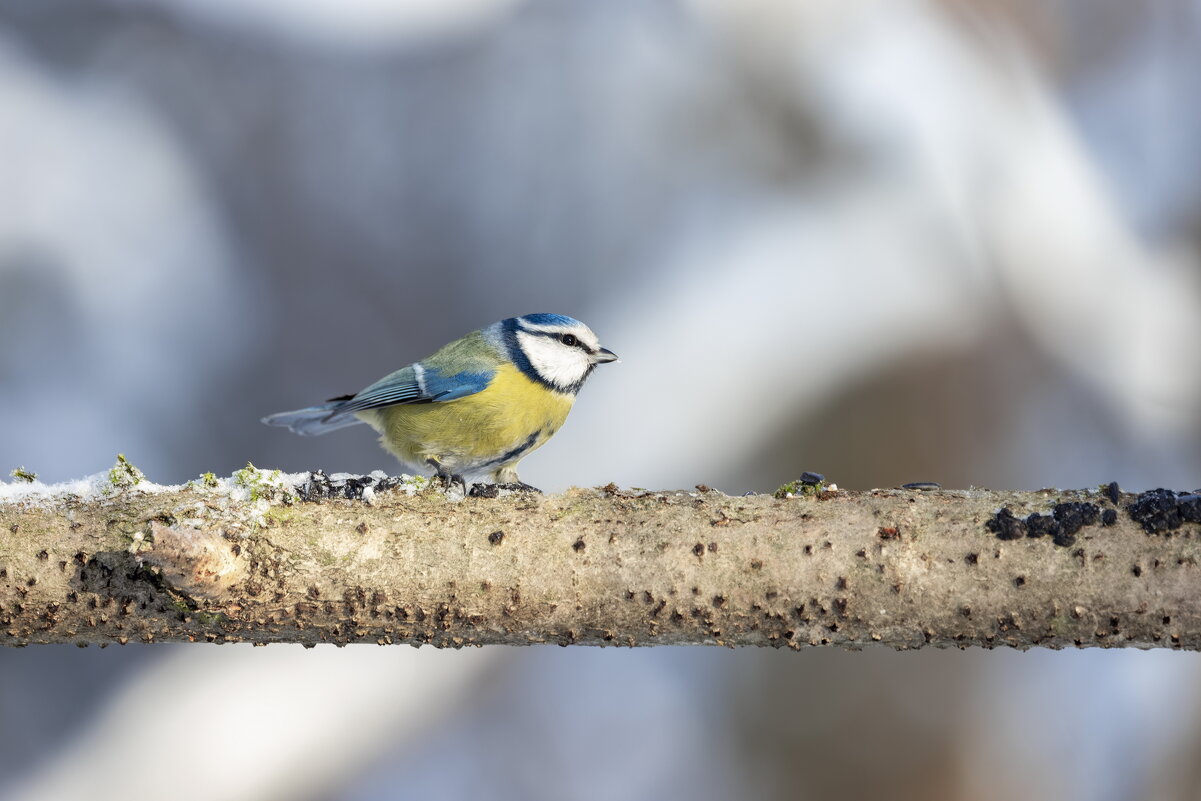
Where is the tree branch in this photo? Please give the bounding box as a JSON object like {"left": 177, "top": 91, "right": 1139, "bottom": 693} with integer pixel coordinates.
{"left": 2, "top": 470, "right": 1199, "bottom": 648}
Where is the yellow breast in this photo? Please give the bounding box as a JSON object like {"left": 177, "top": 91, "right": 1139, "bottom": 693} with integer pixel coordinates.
{"left": 365, "top": 363, "right": 574, "bottom": 473}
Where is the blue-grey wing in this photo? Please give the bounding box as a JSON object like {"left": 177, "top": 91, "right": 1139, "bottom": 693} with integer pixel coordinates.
{"left": 331, "top": 363, "right": 493, "bottom": 415}
{"left": 262, "top": 331, "right": 501, "bottom": 436}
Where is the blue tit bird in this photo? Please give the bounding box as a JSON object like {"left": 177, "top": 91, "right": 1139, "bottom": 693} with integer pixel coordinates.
{"left": 262, "top": 314, "right": 617, "bottom": 490}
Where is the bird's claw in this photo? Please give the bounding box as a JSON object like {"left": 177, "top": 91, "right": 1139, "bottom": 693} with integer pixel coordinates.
{"left": 436, "top": 472, "right": 467, "bottom": 494}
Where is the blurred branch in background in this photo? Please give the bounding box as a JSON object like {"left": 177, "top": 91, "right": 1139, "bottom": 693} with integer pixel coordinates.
{"left": 1, "top": 0, "right": 1200, "bottom": 800}
{"left": 3, "top": 645, "right": 502, "bottom": 801}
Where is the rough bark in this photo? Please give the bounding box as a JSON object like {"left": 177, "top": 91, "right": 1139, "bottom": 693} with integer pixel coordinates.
{"left": 1, "top": 478, "right": 1199, "bottom": 648}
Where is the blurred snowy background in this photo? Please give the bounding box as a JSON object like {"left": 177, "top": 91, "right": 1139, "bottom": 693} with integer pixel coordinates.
{"left": 2, "top": 0, "right": 1201, "bottom": 799}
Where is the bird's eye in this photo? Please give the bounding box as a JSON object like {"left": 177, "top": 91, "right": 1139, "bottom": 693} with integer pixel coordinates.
{"left": 561, "top": 334, "right": 578, "bottom": 347}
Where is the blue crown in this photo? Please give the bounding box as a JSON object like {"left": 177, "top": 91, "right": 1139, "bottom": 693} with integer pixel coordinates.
{"left": 519, "top": 313, "right": 581, "bottom": 328}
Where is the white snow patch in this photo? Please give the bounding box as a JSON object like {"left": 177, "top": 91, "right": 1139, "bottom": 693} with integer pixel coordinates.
{"left": 0, "top": 468, "right": 426, "bottom": 509}
{"left": 0, "top": 471, "right": 177, "bottom": 505}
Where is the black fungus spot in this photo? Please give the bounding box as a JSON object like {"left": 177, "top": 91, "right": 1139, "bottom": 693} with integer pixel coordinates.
{"left": 1101, "top": 509, "right": 1118, "bottom": 526}
{"left": 1025, "top": 513, "right": 1060, "bottom": 540}
{"left": 965, "top": 553, "right": 979, "bottom": 565}
{"left": 901, "top": 482, "right": 940, "bottom": 491}
{"left": 799, "top": 472, "right": 825, "bottom": 484}
{"left": 1132, "top": 564, "right": 1142, "bottom": 577}
{"left": 986, "top": 508, "right": 1026, "bottom": 540}
{"left": 1179, "top": 494, "right": 1201, "bottom": 524}
{"left": 1013, "top": 576, "right": 1026, "bottom": 588}
{"left": 1105, "top": 481, "right": 1120, "bottom": 505}
{"left": 1128, "top": 489, "right": 1183, "bottom": 533}
{"left": 1051, "top": 529, "right": 1078, "bottom": 549}
{"left": 692, "top": 543, "right": 705, "bottom": 557}
{"left": 1053, "top": 502, "right": 1100, "bottom": 543}
{"left": 572, "top": 538, "right": 586, "bottom": 552}
{"left": 487, "top": 530, "right": 504, "bottom": 546}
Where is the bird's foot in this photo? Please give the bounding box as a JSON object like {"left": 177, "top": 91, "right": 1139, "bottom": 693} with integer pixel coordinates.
{"left": 425, "top": 459, "right": 467, "bottom": 495}
{"left": 442, "top": 474, "right": 468, "bottom": 494}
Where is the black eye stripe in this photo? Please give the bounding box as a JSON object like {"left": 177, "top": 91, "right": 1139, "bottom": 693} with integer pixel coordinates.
{"left": 522, "top": 328, "right": 595, "bottom": 354}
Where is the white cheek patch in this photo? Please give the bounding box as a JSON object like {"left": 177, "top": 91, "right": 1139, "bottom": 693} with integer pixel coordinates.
{"left": 516, "top": 330, "right": 591, "bottom": 391}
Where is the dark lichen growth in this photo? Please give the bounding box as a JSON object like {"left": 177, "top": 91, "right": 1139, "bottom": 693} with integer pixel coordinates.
{"left": 1105, "top": 481, "right": 1120, "bottom": 505}
{"left": 487, "top": 530, "right": 504, "bottom": 546}
{"left": 988, "top": 502, "right": 1101, "bottom": 547}
{"left": 1101, "top": 509, "right": 1118, "bottom": 526}
{"left": 986, "top": 508, "right": 1026, "bottom": 540}
{"left": 1128, "top": 489, "right": 1186, "bottom": 533}
{"left": 1024, "top": 513, "right": 1058, "bottom": 540}
{"left": 295, "top": 470, "right": 412, "bottom": 501}
{"left": 901, "top": 482, "right": 940, "bottom": 491}
{"left": 1179, "top": 494, "right": 1201, "bottom": 524}
{"left": 1052, "top": 502, "right": 1100, "bottom": 545}
{"left": 468, "top": 482, "right": 539, "bottom": 498}
{"left": 9, "top": 467, "right": 37, "bottom": 483}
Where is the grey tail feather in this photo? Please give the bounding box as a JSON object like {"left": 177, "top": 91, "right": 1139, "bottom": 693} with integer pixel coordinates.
{"left": 261, "top": 403, "right": 363, "bottom": 436}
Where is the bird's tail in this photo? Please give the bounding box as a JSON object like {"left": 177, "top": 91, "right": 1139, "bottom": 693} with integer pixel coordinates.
{"left": 261, "top": 403, "right": 363, "bottom": 436}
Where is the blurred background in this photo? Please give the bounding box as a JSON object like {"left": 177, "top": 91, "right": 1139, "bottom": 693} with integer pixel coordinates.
{"left": 2, "top": 0, "right": 1201, "bottom": 798}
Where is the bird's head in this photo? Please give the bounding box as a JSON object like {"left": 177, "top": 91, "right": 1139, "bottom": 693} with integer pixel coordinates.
{"left": 499, "top": 314, "right": 618, "bottom": 394}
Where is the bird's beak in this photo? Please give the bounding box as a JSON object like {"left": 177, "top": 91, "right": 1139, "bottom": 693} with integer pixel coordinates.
{"left": 595, "top": 347, "right": 619, "bottom": 364}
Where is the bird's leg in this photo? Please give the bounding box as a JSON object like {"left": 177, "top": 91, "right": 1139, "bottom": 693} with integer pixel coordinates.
{"left": 426, "top": 459, "right": 466, "bottom": 494}
{"left": 490, "top": 465, "right": 541, "bottom": 494}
